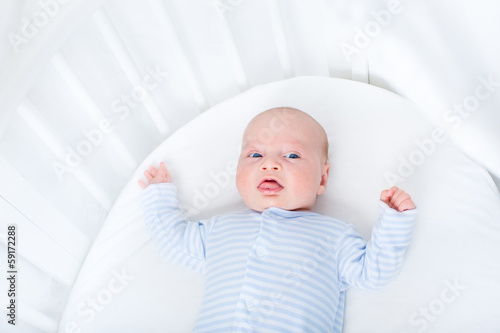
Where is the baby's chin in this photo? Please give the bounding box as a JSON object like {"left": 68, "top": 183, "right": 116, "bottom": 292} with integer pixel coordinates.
{"left": 244, "top": 200, "right": 278, "bottom": 212}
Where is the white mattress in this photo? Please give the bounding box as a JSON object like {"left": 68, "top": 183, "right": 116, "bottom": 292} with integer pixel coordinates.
{"left": 59, "top": 77, "right": 500, "bottom": 332}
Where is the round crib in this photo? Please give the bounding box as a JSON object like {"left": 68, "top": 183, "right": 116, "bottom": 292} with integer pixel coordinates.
{"left": 0, "top": 0, "right": 499, "bottom": 332}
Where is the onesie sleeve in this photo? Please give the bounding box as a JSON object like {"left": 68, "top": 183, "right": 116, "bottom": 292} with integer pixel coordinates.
{"left": 336, "top": 201, "right": 417, "bottom": 291}
{"left": 140, "top": 183, "right": 213, "bottom": 273}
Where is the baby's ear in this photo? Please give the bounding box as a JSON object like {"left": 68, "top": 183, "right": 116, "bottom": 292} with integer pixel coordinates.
{"left": 316, "top": 162, "right": 330, "bottom": 196}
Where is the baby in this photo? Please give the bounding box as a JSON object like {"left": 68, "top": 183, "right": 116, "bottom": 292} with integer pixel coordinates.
{"left": 139, "top": 107, "right": 416, "bottom": 332}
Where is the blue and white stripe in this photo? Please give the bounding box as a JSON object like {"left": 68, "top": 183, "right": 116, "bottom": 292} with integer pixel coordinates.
{"left": 141, "top": 183, "right": 416, "bottom": 332}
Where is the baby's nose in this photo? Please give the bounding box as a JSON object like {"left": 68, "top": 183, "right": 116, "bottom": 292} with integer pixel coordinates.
{"left": 260, "top": 159, "right": 281, "bottom": 171}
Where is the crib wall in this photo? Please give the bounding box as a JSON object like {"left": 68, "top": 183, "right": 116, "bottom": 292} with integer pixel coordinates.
{"left": 0, "top": 0, "right": 499, "bottom": 332}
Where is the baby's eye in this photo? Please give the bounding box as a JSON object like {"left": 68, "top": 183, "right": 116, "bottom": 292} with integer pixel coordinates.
{"left": 249, "top": 152, "right": 262, "bottom": 158}
{"left": 284, "top": 153, "right": 300, "bottom": 159}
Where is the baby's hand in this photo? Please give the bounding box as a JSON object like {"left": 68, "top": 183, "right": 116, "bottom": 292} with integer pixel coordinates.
{"left": 380, "top": 186, "right": 416, "bottom": 212}
{"left": 138, "top": 162, "right": 172, "bottom": 189}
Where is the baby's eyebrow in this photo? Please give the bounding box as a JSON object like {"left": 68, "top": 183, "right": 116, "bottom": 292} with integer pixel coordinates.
{"left": 241, "top": 140, "right": 264, "bottom": 150}
{"left": 282, "top": 141, "right": 307, "bottom": 152}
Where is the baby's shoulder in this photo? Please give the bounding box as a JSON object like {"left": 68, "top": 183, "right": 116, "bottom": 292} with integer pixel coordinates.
{"left": 292, "top": 212, "right": 351, "bottom": 237}
{"left": 207, "top": 209, "right": 260, "bottom": 224}
{"left": 308, "top": 212, "right": 348, "bottom": 226}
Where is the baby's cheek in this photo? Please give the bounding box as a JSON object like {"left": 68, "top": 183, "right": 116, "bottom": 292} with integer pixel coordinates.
{"left": 235, "top": 168, "right": 250, "bottom": 195}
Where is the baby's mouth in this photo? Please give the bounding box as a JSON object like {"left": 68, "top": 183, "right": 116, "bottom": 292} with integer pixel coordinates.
{"left": 258, "top": 179, "right": 284, "bottom": 194}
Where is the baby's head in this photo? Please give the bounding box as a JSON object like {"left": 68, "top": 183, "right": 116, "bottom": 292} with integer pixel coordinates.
{"left": 236, "top": 107, "right": 330, "bottom": 212}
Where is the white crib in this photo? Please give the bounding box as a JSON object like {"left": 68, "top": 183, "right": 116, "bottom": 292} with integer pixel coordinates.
{"left": 0, "top": 0, "right": 499, "bottom": 332}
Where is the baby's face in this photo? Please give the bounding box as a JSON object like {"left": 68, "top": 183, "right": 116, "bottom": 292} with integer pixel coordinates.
{"left": 236, "top": 108, "right": 330, "bottom": 212}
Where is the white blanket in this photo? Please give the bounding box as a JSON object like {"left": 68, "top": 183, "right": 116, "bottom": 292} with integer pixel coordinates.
{"left": 59, "top": 77, "right": 500, "bottom": 333}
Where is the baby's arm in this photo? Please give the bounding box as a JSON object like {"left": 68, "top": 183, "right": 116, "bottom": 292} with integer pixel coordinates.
{"left": 336, "top": 187, "right": 417, "bottom": 290}
{"left": 139, "top": 162, "right": 210, "bottom": 272}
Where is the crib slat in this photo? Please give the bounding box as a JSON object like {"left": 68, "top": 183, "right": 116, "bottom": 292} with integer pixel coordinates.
{"left": 0, "top": 155, "right": 91, "bottom": 269}
{"left": 319, "top": 0, "right": 352, "bottom": 79}
{"left": 351, "top": 54, "right": 370, "bottom": 83}
{"left": 19, "top": 302, "right": 59, "bottom": 333}
{"left": 51, "top": 53, "right": 138, "bottom": 170}
{"left": 212, "top": 1, "right": 250, "bottom": 91}
{"left": 148, "top": 0, "right": 210, "bottom": 111}
{"left": 267, "top": 0, "right": 294, "bottom": 79}
{"left": 0, "top": 196, "right": 82, "bottom": 287}
{"left": 92, "top": 8, "right": 170, "bottom": 136}
{"left": 17, "top": 100, "right": 112, "bottom": 211}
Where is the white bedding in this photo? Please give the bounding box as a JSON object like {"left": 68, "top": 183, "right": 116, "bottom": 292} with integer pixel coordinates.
{"left": 59, "top": 77, "right": 500, "bottom": 333}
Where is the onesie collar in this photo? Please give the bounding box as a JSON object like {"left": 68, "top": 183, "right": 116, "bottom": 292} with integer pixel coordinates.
{"left": 261, "top": 207, "right": 320, "bottom": 219}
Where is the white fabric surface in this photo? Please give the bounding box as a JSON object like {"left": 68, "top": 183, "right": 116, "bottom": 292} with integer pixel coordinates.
{"left": 59, "top": 77, "right": 500, "bottom": 333}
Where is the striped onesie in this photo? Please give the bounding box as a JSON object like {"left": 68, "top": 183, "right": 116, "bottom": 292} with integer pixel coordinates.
{"left": 141, "top": 183, "right": 417, "bottom": 332}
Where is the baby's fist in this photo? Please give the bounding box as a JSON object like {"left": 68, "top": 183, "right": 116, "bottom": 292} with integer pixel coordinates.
{"left": 380, "top": 186, "right": 415, "bottom": 212}
{"left": 138, "top": 162, "right": 172, "bottom": 189}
